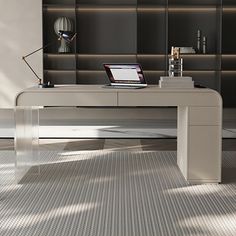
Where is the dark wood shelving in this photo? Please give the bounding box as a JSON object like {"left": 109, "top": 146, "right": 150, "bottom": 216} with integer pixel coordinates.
{"left": 42, "top": 0, "right": 236, "bottom": 107}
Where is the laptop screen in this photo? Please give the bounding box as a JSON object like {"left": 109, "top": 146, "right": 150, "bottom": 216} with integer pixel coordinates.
{"left": 103, "top": 63, "right": 146, "bottom": 85}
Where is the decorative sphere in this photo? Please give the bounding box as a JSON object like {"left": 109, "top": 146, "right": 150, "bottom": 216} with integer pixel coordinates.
{"left": 54, "top": 17, "right": 73, "bottom": 36}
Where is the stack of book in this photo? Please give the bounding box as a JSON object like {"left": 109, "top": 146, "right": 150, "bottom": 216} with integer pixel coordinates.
{"left": 159, "top": 76, "right": 194, "bottom": 88}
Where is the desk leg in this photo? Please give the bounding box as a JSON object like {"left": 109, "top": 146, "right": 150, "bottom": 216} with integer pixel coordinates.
{"left": 15, "top": 106, "right": 39, "bottom": 183}
{"left": 177, "top": 106, "right": 222, "bottom": 184}
{"left": 177, "top": 106, "right": 188, "bottom": 180}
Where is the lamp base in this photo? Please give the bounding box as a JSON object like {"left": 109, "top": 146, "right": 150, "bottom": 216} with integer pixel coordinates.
{"left": 38, "top": 83, "right": 54, "bottom": 88}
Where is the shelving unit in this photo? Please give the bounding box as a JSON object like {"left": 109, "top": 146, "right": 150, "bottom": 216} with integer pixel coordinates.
{"left": 168, "top": 0, "right": 221, "bottom": 92}
{"left": 137, "top": 0, "right": 167, "bottom": 83}
{"left": 43, "top": 0, "right": 236, "bottom": 107}
{"left": 222, "top": 0, "right": 236, "bottom": 107}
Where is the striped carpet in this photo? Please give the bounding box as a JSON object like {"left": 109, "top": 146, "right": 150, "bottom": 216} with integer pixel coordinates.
{"left": 0, "top": 151, "right": 236, "bottom": 236}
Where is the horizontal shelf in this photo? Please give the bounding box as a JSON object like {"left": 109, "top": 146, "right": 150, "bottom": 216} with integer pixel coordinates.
{"left": 77, "top": 70, "right": 104, "bottom": 73}
{"left": 77, "top": 54, "right": 136, "bottom": 57}
{"left": 221, "top": 71, "right": 236, "bottom": 73}
{"left": 180, "top": 54, "right": 219, "bottom": 57}
{"left": 43, "top": 70, "right": 164, "bottom": 74}
{"left": 144, "top": 70, "right": 166, "bottom": 73}
{"left": 44, "top": 53, "right": 221, "bottom": 58}
{"left": 168, "top": 7, "right": 218, "bottom": 12}
{"left": 45, "top": 69, "right": 165, "bottom": 72}
{"left": 167, "top": 54, "right": 219, "bottom": 58}
{"left": 43, "top": 4, "right": 75, "bottom": 7}
{"left": 223, "top": 7, "right": 236, "bottom": 12}
{"left": 43, "top": 5, "right": 75, "bottom": 11}
{"left": 184, "top": 70, "right": 220, "bottom": 73}
{"left": 44, "top": 53, "right": 137, "bottom": 57}
{"left": 138, "top": 54, "right": 166, "bottom": 57}
{"left": 222, "top": 54, "right": 236, "bottom": 57}
{"left": 43, "top": 5, "right": 222, "bottom": 12}
{"left": 45, "top": 70, "right": 76, "bottom": 73}
{"left": 76, "top": 3, "right": 136, "bottom": 7}
{"left": 44, "top": 4, "right": 154, "bottom": 12}
{"left": 44, "top": 53, "right": 76, "bottom": 57}
{"left": 76, "top": 4, "right": 137, "bottom": 12}
{"left": 44, "top": 69, "right": 221, "bottom": 73}
{"left": 137, "top": 7, "right": 166, "bottom": 12}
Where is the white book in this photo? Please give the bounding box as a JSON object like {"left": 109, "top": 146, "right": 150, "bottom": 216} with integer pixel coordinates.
{"left": 160, "top": 81, "right": 194, "bottom": 88}
{"left": 160, "top": 76, "right": 192, "bottom": 82}
{"left": 160, "top": 85, "right": 194, "bottom": 88}
{"left": 160, "top": 81, "right": 193, "bottom": 84}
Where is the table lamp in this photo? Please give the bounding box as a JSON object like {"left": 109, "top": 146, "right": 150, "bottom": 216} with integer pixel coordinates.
{"left": 54, "top": 16, "right": 74, "bottom": 53}
{"left": 22, "top": 30, "right": 76, "bottom": 88}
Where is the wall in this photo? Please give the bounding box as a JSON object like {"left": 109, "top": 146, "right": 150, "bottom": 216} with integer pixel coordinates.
{"left": 0, "top": 0, "right": 42, "bottom": 108}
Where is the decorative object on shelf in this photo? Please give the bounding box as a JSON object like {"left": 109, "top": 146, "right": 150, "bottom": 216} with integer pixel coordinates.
{"left": 22, "top": 31, "right": 76, "bottom": 88}
{"left": 54, "top": 16, "right": 74, "bottom": 53}
{"left": 203, "top": 36, "right": 207, "bottom": 54}
{"left": 159, "top": 76, "right": 194, "bottom": 88}
{"left": 168, "top": 47, "right": 183, "bottom": 77}
{"left": 197, "top": 29, "right": 201, "bottom": 53}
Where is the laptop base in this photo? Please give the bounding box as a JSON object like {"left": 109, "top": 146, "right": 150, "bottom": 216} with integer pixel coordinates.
{"left": 103, "top": 84, "right": 145, "bottom": 89}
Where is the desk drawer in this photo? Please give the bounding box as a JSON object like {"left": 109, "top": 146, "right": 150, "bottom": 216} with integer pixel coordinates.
{"left": 17, "top": 92, "right": 117, "bottom": 107}
{"left": 189, "top": 107, "right": 221, "bottom": 125}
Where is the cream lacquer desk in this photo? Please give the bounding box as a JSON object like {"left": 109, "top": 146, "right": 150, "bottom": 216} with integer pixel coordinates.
{"left": 15, "top": 85, "right": 222, "bottom": 184}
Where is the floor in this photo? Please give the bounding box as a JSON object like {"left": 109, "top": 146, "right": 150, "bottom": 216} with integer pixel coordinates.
{"left": 0, "top": 138, "right": 236, "bottom": 236}
{"left": 1, "top": 120, "right": 236, "bottom": 138}
{"left": 1, "top": 138, "right": 236, "bottom": 151}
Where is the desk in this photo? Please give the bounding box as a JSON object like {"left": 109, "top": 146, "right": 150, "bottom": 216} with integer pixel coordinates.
{"left": 15, "top": 85, "right": 222, "bottom": 184}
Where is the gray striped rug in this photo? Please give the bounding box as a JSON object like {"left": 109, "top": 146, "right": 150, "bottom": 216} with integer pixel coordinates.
{"left": 0, "top": 151, "right": 236, "bottom": 236}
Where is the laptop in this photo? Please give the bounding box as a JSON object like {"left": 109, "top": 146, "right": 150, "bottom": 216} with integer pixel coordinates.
{"left": 103, "top": 63, "right": 147, "bottom": 88}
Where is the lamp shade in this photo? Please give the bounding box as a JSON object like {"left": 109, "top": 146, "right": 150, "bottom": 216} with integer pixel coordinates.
{"left": 54, "top": 17, "right": 73, "bottom": 36}
{"left": 54, "top": 17, "right": 73, "bottom": 53}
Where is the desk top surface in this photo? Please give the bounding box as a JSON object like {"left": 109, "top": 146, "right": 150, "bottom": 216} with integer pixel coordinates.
{"left": 16, "top": 85, "right": 222, "bottom": 107}
{"left": 21, "top": 84, "right": 214, "bottom": 94}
